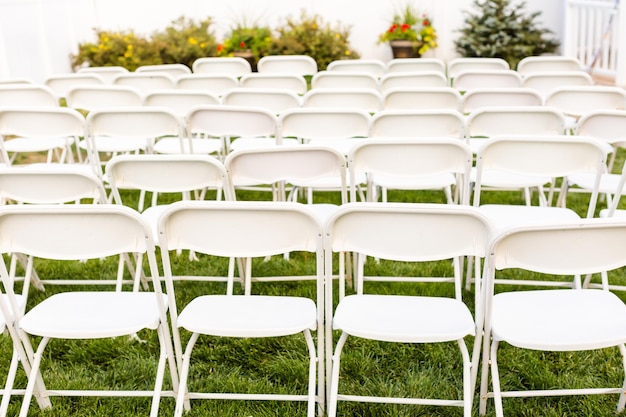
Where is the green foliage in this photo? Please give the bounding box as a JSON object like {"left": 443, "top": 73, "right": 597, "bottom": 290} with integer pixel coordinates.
{"left": 455, "top": 0, "right": 560, "bottom": 69}
{"left": 377, "top": 4, "right": 438, "bottom": 56}
{"left": 269, "top": 12, "right": 361, "bottom": 70}
{"left": 216, "top": 24, "right": 274, "bottom": 62}
{"left": 151, "top": 17, "right": 218, "bottom": 68}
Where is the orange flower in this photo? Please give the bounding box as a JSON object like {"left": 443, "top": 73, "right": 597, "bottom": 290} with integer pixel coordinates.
{"left": 239, "top": 41, "right": 246, "bottom": 48}
{"left": 423, "top": 19, "right": 430, "bottom": 26}
{"left": 388, "top": 24, "right": 398, "bottom": 33}
{"left": 217, "top": 44, "right": 223, "bottom": 53}
{"left": 401, "top": 23, "right": 410, "bottom": 32}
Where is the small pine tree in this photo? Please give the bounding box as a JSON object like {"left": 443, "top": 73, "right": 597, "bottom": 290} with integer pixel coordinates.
{"left": 455, "top": 0, "right": 560, "bottom": 69}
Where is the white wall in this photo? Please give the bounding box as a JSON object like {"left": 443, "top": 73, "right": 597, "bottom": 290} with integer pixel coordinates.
{"left": 0, "top": 0, "right": 564, "bottom": 83}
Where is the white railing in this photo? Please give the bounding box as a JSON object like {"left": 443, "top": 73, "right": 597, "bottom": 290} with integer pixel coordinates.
{"left": 564, "top": 0, "right": 625, "bottom": 86}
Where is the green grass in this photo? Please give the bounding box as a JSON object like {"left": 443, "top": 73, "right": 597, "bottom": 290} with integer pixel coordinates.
{"left": 4, "top": 153, "right": 626, "bottom": 417}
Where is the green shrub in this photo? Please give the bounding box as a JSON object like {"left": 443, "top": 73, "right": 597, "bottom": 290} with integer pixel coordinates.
{"left": 270, "top": 12, "right": 361, "bottom": 70}
{"left": 216, "top": 25, "right": 274, "bottom": 62}
{"left": 152, "top": 17, "right": 218, "bottom": 68}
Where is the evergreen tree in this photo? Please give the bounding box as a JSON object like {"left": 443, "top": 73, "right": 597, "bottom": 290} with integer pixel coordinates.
{"left": 455, "top": 0, "right": 560, "bottom": 69}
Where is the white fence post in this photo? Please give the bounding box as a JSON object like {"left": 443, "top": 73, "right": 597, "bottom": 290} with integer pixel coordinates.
{"left": 616, "top": 0, "right": 626, "bottom": 86}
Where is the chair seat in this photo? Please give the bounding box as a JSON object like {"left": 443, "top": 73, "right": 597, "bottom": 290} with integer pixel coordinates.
{"left": 80, "top": 136, "right": 149, "bottom": 153}
{"left": 478, "top": 204, "right": 581, "bottom": 233}
{"left": 19, "top": 292, "right": 164, "bottom": 339}
{"left": 492, "top": 289, "right": 626, "bottom": 351}
{"left": 178, "top": 295, "right": 316, "bottom": 338}
{"left": 308, "top": 138, "right": 367, "bottom": 156}
{"left": 333, "top": 294, "right": 475, "bottom": 343}
{"left": 470, "top": 168, "right": 551, "bottom": 189}
{"left": 569, "top": 172, "right": 623, "bottom": 194}
{"left": 153, "top": 137, "right": 223, "bottom": 154}
{"left": 229, "top": 137, "right": 299, "bottom": 152}
{"left": 373, "top": 172, "right": 456, "bottom": 190}
{"left": 4, "top": 137, "right": 73, "bottom": 152}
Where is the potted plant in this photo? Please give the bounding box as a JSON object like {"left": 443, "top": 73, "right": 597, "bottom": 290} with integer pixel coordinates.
{"left": 217, "top": 24, "right": 274, "bottom": 71}
{"left": 378, "top": 3, "right": 438, "bottom": 59}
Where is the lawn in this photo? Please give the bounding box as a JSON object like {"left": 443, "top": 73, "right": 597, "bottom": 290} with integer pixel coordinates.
{"left": 3, "top": 154, "right": 626, "bottom": 417}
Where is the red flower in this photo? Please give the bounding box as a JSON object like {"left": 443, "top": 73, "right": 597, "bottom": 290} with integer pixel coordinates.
{"left": 388, "top": 24, "right": 398, "bottom": 33}
{"left": 400, "top": 23, "right": 410, "bottom": 32}
{"left": 423, "top": 19, "right": 430, "bottom": 26}
{"left": 239, "top": 41, "right": 246, "bottom": 48}
{"left": 217, "top": 44, "right": 223, "bottom": 53}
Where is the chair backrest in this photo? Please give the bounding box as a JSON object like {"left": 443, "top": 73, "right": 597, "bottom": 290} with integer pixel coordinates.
{"left": 326, "top": 59, "right": 387, "bottom": 77}
{"left": 86, "top": 107, "right": 184, "bottom": 143}
{"left": 0, "top": 165, "right": 107, "bottom": 204}
{"left": 175, "top": 74, "right": 239, "bottom": 95}
{"left": 221, "top": 88, "right": 302, "bottom": 114}
{"left": 472, "top": 135, "right": 607, "bottom": 212}
{"left": 521, "top": 71, "right": 594, "bottom": 97}
{"left": 278, "top": 108, "right": 371, "bottom": 142}
{"left": 0, "top": 78, "right": 32, "bottom": 86}
{"left": 370, "top": 109, "right": 466, "bottom": 139}
{"left": 0, "top": 85, "right": 59, "bottom": 107}
{"left": 447, "top": 57, "right": 510, "bottom": 80}
{"left": 543, "top": 86, "right": 626, "bottom": 119}
{"left": 191, "top": 57, "right": 252, "bottom": 76}
{"left": 466, "top": 106, "right": 566, "bottom": 138}
{"left": 78, "top": 66, "right": 129, "bottom": 83}
{"left": 379, "top": 71, "right": 448, "bottom": 91}
{"left": 112, "top": 72, "right": 177, "bottom": 94}
{"left": 347, "top": 138, "right": 473, "bottom": 203}
{"left": 302, "top": 88, "right": 383, "bottom": 113}
{"left": 460, "top": 88, "right": 543, "bottom": 113}
{"left": 143, "top": 90, "right": 220, "bottom": 117}
{"left": 383, "top": 87, "right": 462, "bottom": 110}
{"left": 310, "top": 71, "right": 379, "bottom": 90}
{"left": 516, "top": 56, "right": 583, "bottom": 75}
{"left": 136, "top": 63, "right": 191, "bottom": 77}
{"left": 452, "top": 70, "right": 523, "bottom": 92}
{"left": 44, "top": 73, "right": 106, "bottom": 99}
{"left": 224, "top": 146, "right": 347, "bottom": 202}
{"left": 0, "top": 106, "right": 87, "bottom": 141}
{"left": 257, "top": 55, "right": 318, "bottom": 75}
{"left": 386, "top": 58, "right": 446, "bottom": 74}
{"left": 105, "top": 154, "right": 227, "bottom": 207}
{"left": 186, "top": 105, "right": 278, "bottom": 144}
{"left": 65, "top": 85, "right": 143, "bottom": 112}
{"left": 576, "top": 109, "right": 626, "bottom": 145}
{"left": 238, "top": 73, "right": 308, "bottom": 95}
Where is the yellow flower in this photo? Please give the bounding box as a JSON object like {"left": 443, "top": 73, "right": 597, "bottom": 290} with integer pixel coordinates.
{"left": 127, "top": 45, "right": 133, "bottom": 50}
{"left": 345, "top": 50, "right": 351, "bottom": 56}
{"left": 188, "top": 37, "right": 198, "bottom": 45}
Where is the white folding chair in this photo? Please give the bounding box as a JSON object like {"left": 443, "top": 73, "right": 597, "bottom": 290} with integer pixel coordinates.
{"left": 302, "top": 88, "right": 383, "bottom": 113}
{"left": 112, "top": 72, "right": 177, "bottom": 95}
{"left": 347, "top": 138, "right": 473, "bottom": 204}
{"left": 516, "top": 55, "right": 583, "bottom": 75}
{"left": 0, "top": 85, "right": 59, "bottom": 108}
{"left": 460, "top": 88, "right": 543, "bottom": 114}
{"left": 383, "top": 87, "right": 462, "bottom": 111}
{"left": 65, "top": 85, "right": 143, "bottom": 113}
{"left": 452, "top": 70, "right": 523, "bottom": 92}
{"left": 310, "top": 71, "right": 379, "bottom": 90}
{"left": 447, "top": 57, "right": 510, "bottom": 81}
{"left": 186, "top": 104, "right": 280, "bottom": 154}
{"left": 370, "top": 109, "right": 466, "bottom": 140}
{"left": 278, "top": 107, "right": 371, "bottom": 156}
{"left": 479, "top": 219, "right": 626, "bottom": 416}
{"left": 191, "top": 57, "right": 252, "bottom": 77}
{"left": 136, "top": 63, "right": 192, "bottom": 78}
{"left": 175, "top": 73, "right": 239, "bottom": 96}
{"left": 257, "top": 55, "right": 318, "bottom": 75}
{"left": 221, "top": 88, "right": 302, "bottom": 114}
{"left": 44, "top": 73, "right": 105, "bottom": 101}
{"left": 386, "top": 57, "right": 446, "bottom": 74}
{"left": 379, "top": 71, "right": 449, "bottom": 91}
{"left": 158, "top": 201, "right": 324, "bottom": 417}
{"left": 78, "top": 66, "right": 129, "bottom": 83}
{"left": 0, "top": 204, "right": 178, "bottom": 417}
{"left": 521, "top": 70, "right": 594, "bottom": 98}
{"left": 326, "top": 203, "right": 494, "bottom": 417}
{"left": 238, "top": 73, "right": 308, "bottom": 95}
{"left": 326, "top": 59, "right": 386, "bottom": 77}
{"left": 576, "top": 109, "right": 626, "bottom": 172}
{"left": 0, "top": 78, "right": 32, "bottom": 86}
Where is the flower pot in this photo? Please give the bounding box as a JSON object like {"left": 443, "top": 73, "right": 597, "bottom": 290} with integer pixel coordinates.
{"left": 389, "top": 40, "right": 421, "bottom": 59}
{"left": 233, "top": 50, "right": 257, "bottom": 72}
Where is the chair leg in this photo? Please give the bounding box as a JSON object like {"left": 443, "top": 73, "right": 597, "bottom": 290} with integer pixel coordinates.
{"left": 457, "top": 339, "right": 472, "bottom": 417}
{"left": 19, "top": 337, "right": 50, "bottom": 417}
{"left": 617, "top": 344, "right": 626, "bottom": 413}
{"left": 174, "top": 333, "right": 199, "bottom": 417}
{"left": 149, "top": 325, "right": 170, "bottom": 417}
{"left": 327, "top": 332, "right": 348, "bottom": 417}
{"left": 303, "top": 329, "right": 317, "bottom": 417}
{"left": 490, "top": 340, "right": 504, "bottom": 417}
{"left": 0, "top": 350, "right": 20, "bottom": 416}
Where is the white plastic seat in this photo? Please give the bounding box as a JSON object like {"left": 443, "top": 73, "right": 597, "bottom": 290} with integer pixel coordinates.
{"left": 326, "top": 59, "right": 386, "bottom": 77}
{"left": 278, "top": 107, "right": 371, "bottom": 156}
{"left": 479, "top": 219, "right": 626, "bottom": 417}
{"left": 112, "top": 72, "right": 177, "bottom": 95}
{"left": 0, "top": 84, "right": 59, "bottom": 107}
{"left": 221, "top": 88, "right": 302, "bottom": 114}
{"left": 516, "top": 55, "right": 583, "bottom": 75}
{"left": 44, "top": 73, "right": 105, "bottom": 100}
{"left": 383, "top": 87, "right": 462, "bottom": 110}
{"left": 310, "top": 71, "right": 379, "bottom": 90}
{"left": 136, "top": 63, "right": 192, "bottom": 78}
{"left": 302, "top": 88, "right": 383, "bottom": 113}
{"left": 238, "top": 73, "right": 308, "bottom": 95}
{"left": 326, "top": 203, "right": 494, "bottom": 417}
{"left": 175, "top": 73, "right": 239, "bottom": 95}
{"left": 77, "top": 66, "right": 129, "bottom": 83}
{"left": 65, "top": 85, "right": 143, "bottom": 113}
{"left": 460, "top": 88, "right": 543, "bottom": 114}
{"left": 191, "top": 57, "right": 252, "bottom": 76}
{"left": 0, "top": 204, "right": 178, "bottom": 417}
{"left": 347, "top": 138, "right": 473, "bottom": 204}
{"left": 452, "top": 69, "right": 523, "bottom": 92}
{"left": 157, "top": 201, "right": 324, "bottom": 417}
{"left": 447, "top": 57, "right": 510, "bottom": 80}
{"left": 257, "top": 55, "right": 318, "bottom": 75}
{"left": 386, "top": 57, "right": 446, "bottom": 74}
{"left": 521, "top": 70, "right": 594, "bottom": 98}
{"left": 186, "top": 105, "right": 280, "bottom": 154}
{"left": 370, "top": 109, "right": 466, "bottom": 140}
{"left": 576, "top": 109, "right": 626, "bottom": 171}
{"left": 378, "top": 71, "right": 449, "bottom": 91}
